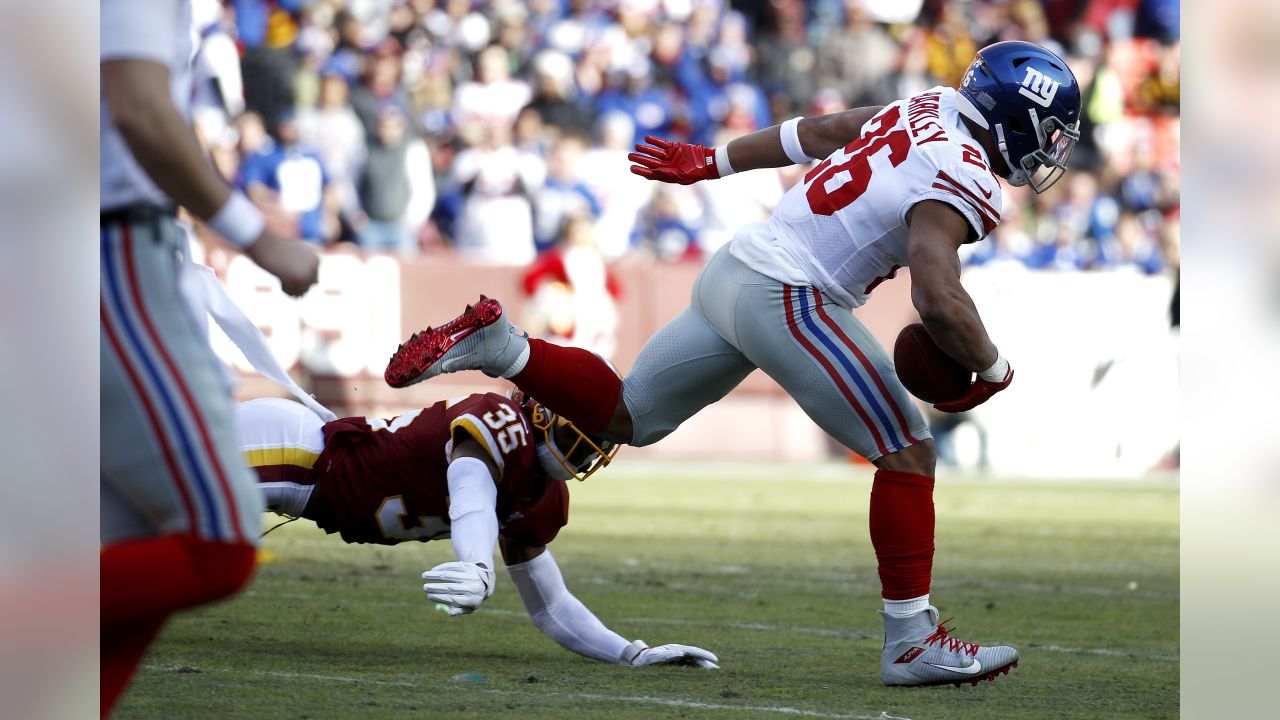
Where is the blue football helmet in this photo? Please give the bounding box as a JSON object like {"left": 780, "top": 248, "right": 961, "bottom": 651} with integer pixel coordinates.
{"left": 955, "top": 41, "right": 1081, "bottom": 193}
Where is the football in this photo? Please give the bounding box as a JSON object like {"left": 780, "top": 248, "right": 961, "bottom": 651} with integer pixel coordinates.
{"left": 893, "top": 323, "right": 973, "bottom": 403}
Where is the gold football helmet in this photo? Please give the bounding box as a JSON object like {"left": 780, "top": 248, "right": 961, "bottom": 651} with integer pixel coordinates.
{"left": 513, "top": 390, "right": 618, "bottom": 481}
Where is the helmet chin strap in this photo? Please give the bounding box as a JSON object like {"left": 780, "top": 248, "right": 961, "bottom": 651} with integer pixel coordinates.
{"left": 994, "top": 123, "right": 1030, "bottom": 186}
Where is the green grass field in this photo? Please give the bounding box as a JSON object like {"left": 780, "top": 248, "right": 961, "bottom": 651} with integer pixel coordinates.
{"left": 118, "top": 462, "right": 1178, "bottom": 720}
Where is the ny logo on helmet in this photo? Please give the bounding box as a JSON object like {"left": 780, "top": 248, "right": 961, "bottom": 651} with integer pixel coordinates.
{"left": 1017, "top": 67, "right": 1060, "bottom": 108}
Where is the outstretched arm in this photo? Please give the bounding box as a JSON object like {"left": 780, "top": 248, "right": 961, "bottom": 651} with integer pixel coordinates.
{"left": 905, "top": 200, "right": 1014, "bottom": 412}
{"left": 501, "top": 540, "right": 718, "bottom": 667}
{"left": 628, "top": 106, "right": 882, "bottom": 184}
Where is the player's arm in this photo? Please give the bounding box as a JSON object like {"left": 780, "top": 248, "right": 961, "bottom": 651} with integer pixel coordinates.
{"left": 100, "top": 59, "right": 317, "bottom": 296}
{"left": 628, "top": 107, "right": 882, "bottom": 185}
{"left": 905, "top": 200, "right": 1014, "bottom": 412}
{"left": 419, "top": 439, "right": 499, "bottom": 615}
{"left": 499, "top": 539, "right": 719, "bottom": 668}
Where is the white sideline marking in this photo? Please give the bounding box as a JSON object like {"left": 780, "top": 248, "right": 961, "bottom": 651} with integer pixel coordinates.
{"left": 144, "top": 665, "right": 912, "bottom": 719}
{"left": 483, "top": 690, "right": 912, "bottom": 719}
{"left": 1028, "top": 645, "right": 1179, "bottom": 662}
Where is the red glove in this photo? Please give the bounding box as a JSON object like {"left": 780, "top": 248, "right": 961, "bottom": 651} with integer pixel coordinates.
{"left": 628, "top": 136, "right": 721, "bottom": 185}
{"left": 934, "top": 365, "right": 1014, "bottom": 413}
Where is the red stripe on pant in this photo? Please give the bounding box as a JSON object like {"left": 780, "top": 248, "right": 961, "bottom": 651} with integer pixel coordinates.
{"left": 120, "top": 226, "right": 246, "bottom": 542}
{"left": 809, "top": 290, "right": 921, "bottom": 447}
{"left": 100, "top": 302, "right": 200, "bottom": 533}
{"left": 869, "top": 469, "right": 935, "bottom": 600}
{"left": 783, "top": 286, "right": 890, "bottom": 458}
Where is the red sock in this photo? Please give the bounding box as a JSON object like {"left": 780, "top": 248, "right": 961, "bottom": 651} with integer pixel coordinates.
{"left": 101, "top": 615, "right": 166, "bottom": 718}
{"left": 869, "top": 470, "right": 935, "bottom": 600}
{"left": 101, "top": 534, "right": 257, "bottom": 626}
{"left": 100, "top": 535, "right": 257, "bottom": 716}
{"left": 511, "top": 338, "right": 623, "bottom": 434}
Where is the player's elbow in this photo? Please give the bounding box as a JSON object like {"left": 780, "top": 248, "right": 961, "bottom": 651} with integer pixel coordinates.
{"left": 102, "top": 71, "right": 172, "bottom": 146}
{"left": 106, "top": 94, "right": 167, "bottom": 148}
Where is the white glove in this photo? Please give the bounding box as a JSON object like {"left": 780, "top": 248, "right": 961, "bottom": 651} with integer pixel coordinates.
{"left": 422, "top": 561, "right": 494, "bottom": 616}
{"left": 620, "top": 640, "right": 719, "bottom": 669}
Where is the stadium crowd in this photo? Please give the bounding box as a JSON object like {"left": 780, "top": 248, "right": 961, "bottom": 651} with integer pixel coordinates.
{"left": 191, "top": 0, "right": 1179, "bottom": 276}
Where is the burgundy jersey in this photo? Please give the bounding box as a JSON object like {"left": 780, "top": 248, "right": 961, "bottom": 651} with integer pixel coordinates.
{"left": 299, "top": 393, "right": 569, "bottom": 547}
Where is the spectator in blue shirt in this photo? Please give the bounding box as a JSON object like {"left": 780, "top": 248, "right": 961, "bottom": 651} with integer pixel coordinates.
{"left": 1096, "top": 212, "right": 1166, "bottom": 274}
{"left": 241, "top": 112, "right": 335, "bottom": 246}
{"left": 595, "top": 58, "right": 676, "bottom": 147}
{"left": 533, "top": 132, "right": 601, "bottom": 254}
{"left": 682, "top": 47, "right": 772, "bottom": 145}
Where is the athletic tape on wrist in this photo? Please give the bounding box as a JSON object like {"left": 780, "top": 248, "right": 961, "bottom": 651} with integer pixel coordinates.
{"left": 979, "top": 353, "right": 1010, "bottom": 382}
{"left": 621, "top": 640, "right": 649, "bottom": 665}
{"left": 780, "top": 117, "right": 813, "bottom": 165}
{"left": 208, "top": 191, "right": 265, "bottom": 248}
{"left": 714, "top": 144, "right": 736, "bottom": 177}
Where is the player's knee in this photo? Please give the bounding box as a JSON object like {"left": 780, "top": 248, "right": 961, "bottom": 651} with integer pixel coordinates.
{"left": 184, "top": 537, "right": 258, "bottom": 603}
{"left": 876, "top": 439, "right": 936, "bottom": 477}
{"left": 627, "top": 425, "right": 669, "bottom": 448}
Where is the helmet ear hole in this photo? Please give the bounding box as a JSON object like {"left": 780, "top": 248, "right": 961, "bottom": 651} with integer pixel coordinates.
{"left": 1006, "top": 114, "right": 1028, "bottom": 135}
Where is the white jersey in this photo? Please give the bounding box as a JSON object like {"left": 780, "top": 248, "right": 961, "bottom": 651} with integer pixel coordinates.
{"left": 100, "top": 0, "right": 196, "bottom": 211}
{"left": 731, "top": 87, "right": 1004, "bottom": 309}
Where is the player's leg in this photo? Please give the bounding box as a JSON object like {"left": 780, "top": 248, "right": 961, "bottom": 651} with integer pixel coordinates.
{"left": 736, "top": 282, "right": 936, "bottom": 596}
{"left": 385, "top": 299, "right": 627, "bottom": 437}
{"left": 517, "top": 240, "right": 761, "bottom": 445}
{"left": 385, "top": 284, "right": 757, "bottom": 445}
{"left": 618, "top": 306, "right": 756, "bottom": 446}
{"left": 725, "top": 274, "right": 1016, "bottom": 684}
{"left": 233, "top": 397, "right": 327, "bottom": 516}
{"left": 100, "top": 219, "right": 262, "bottom": 712}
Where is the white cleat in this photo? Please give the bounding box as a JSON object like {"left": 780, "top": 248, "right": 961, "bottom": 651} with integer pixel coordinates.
{"left": 880, "top": 606, "right": 1019, "bottom": 687}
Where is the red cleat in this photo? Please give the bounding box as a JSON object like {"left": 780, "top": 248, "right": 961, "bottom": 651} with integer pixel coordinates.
{"left": 385, "top": 297, "right": 526, "bottom": 388}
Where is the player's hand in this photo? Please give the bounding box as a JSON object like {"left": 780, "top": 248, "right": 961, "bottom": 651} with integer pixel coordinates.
{"left": 934, "top": 364, "right": 1014, "bottom": 413}
{"left": 628, "top": 136, "right": 720, "bottom": 185}
{"left": 245, "top": 230, "right": 320, "bottom": 297}
{"left": 621, "top": 640, "right": 719, "bottom": 669}
{"left": 422, "top": 561, "right": 495, "bottom": 615}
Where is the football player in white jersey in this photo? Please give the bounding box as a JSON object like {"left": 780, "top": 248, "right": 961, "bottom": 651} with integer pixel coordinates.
{"left": 100, "top": 0, "right": 319, "bottom": 714}
{"left": 385, "top": 41, "right": 1080, "bottom": 687}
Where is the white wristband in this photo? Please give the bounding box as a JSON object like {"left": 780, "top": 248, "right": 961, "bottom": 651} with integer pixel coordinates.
{"left": 620, "top": 640, "right": 649, "bottom": 665}
{"left": 979, "top": 353, "right": 1011, "bottom": 382}
{"left": 713, "top": 144, "right": 736, "bottom": 177}
{"left": 779, "top": 117, "right": 813, "bottom": 165}
{"left": 207, "top": 191, "right": 265, "bottom": 248}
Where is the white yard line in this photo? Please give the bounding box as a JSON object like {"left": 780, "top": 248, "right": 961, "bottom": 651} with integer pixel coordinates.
{"left": 1027, "top": 645, "right": 1179, "bottom": 662}
{"left": 142, "top": 665, "right": 910, "bottom": 720}
{"left": 482, "top": 690, "right": 913, "bottom": 720}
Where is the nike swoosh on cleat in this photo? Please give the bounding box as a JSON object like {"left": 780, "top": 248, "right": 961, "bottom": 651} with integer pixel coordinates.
{"left": 438, "top": 354, "right": 478, "bottom": 373}
{"left": 925, "top": 659, "right": 983, "bottom": 675}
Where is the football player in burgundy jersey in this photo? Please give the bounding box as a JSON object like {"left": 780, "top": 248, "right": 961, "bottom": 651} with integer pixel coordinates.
{"left": 234, "top": 391, "right": 717, "bottom": 668}
{"left": 384, "top": 42, "right": 1079, "bottom": 686}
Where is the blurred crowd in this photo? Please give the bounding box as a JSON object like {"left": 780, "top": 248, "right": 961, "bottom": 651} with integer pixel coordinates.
{"left": 191, "top": 0, "right": 1179, "bottom": 278}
